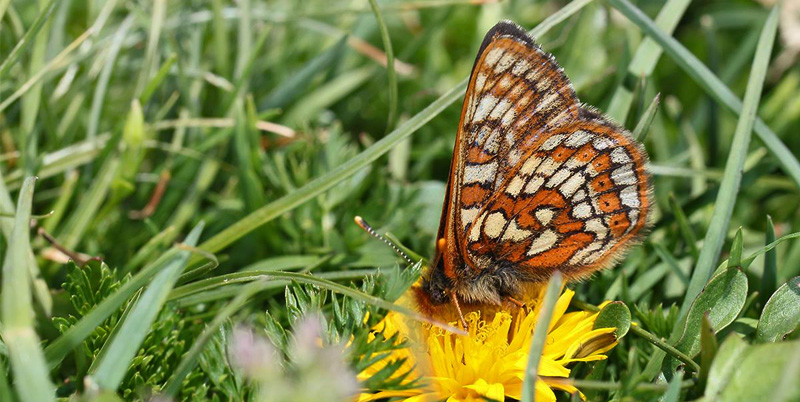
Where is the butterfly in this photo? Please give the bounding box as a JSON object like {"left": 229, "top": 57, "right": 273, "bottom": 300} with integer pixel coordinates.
{"left": 415, "top": 21, "right": 651, "bottom": 327}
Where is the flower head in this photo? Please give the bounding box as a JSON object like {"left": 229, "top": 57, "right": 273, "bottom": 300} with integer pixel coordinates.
{"left": 357, "top": 285, "right": 617, "bottom": 402}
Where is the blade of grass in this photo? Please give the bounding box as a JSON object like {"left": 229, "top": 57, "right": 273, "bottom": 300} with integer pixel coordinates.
{"left": 608, "top": 0, "right": 800, "bottom": 190}
{"left": 260, "top": 36, "right": 348, "bottom": 110}
{"left": 367, "top": 0, "right": 398, "bottom": 132}
{"left": 677, "top": 6, "right": 778, "bottom": 321}
{"left": 1, "top": 177, "right": 56, "bottom": 402}
{"left": 760, "top": 216, "right": 777, "bottom": 307}
{"left": 606, "top": 0, "right": 691, "bottom": 122}
{"left": 43, "top": 245, "right": 194, "bottom": 366}
{"left": 668, "top": 193, "right": 699, "bottom": 260}
{"left": 134, "top": 0, "right": 166, "bottom": 98}
{"left": 194, "top": 0, "right": 594, "bottom": 257}
{"left": 632, "top": 94, "right": 660, "bottom": 141}
{"left": 0, "top": 0, "right": 59, "bottom": 80}
{"left": 521, "top": 272, "right": 563, "bottom": 402}
{"left": 87, "top": 16, "right": 133, "bottom": 143}
{"left": 57, "top": 148, "right": 120, "bottom": 250}
{"left": 87, "top": 223, "right": 204, "bottom": 391}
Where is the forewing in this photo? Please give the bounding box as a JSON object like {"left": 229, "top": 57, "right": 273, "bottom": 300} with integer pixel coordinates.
{"left": 465, "top": 118, "right": 651, "bottom": 281}
{"left": 446, "top": 22, "right": 581, "bottom": 274}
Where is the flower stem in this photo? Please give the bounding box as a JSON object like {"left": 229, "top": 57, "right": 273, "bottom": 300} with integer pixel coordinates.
{"left": 570, "top": 299, "right": 701, "bottom": 372}
{"left": 547, "top": 378, "right": 695, "bottom": 392}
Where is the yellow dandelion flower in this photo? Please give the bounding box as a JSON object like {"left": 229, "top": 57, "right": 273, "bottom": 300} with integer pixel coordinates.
{"left": 357, "top": 286, "right": 618, "bottom": 402}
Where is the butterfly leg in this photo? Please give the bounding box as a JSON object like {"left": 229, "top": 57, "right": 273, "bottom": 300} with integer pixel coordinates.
{"left": 505, "top": 296, "right": 529, "bottom": 313}
{"left": 451, "top": 293, "right": 468, "bottom": 330}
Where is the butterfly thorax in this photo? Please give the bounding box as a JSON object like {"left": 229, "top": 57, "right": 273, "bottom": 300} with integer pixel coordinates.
{"left": 422, "top": 255, "right": 523, "bottom": 306}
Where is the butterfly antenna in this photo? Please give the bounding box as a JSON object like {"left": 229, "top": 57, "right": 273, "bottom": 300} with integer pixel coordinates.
{"left": 354, "top": 216, "right": 414, "bottom": 265}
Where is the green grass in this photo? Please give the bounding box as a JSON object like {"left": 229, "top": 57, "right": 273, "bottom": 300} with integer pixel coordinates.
{"left": 1, "top": 0, "right": 799, "bottom": 401}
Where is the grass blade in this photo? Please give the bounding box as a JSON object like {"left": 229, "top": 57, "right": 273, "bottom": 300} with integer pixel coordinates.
{"left": 0, "top": 0, "right": 59, "bottom": 80}
{"left": 367, "top": 0, "right": 398, "bottom": 132}
{"left": 632, "top": 94, "right": 660, "bottom": 141}
{"left": 677, "top": 6, "right": 779, "bottom": 320}
{"left": 521, "top": 272, "right": 563, "bottom": 402}
{"left": 760, "top": 216, "right": 777, "bottom": 307}
{"left": 195, "top": 0, "right": 594, "bottom": 257}
{"left": 44, "top": 241, "right": 206, "bottom": 366}
{"left": 606, "top": 0, "right": 691, "bottom": 122}
{"left": 1, "top": 177, "right": 55, "bottom": 402}
{"left": 87, "top": 223, "right": 205, "bottom": 391}
{"left": 608, "top": 0, "right": 800, "bottom": 190}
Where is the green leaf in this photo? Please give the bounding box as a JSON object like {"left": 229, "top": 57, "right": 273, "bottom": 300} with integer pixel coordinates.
{"left": 728, "top": 227, "right": 744, "bottom": 268}
{"left": 663, "top": 369, "right": 684, "bottom": 402}
{"left": 756, "top": 277, "right": 800, "bottom": 343}
{"left": 1, "top": 177, "right": 55, "bottom": 402}
{"left": 521, "top": 272, "right": 563, "bottom": 402}
{"left": 716, "top": 341, "right": 800, "bottom": 402}
{"left": 704, "top": 335, "right": 750, "bottom": 400}
{"left": 87, "top": 223, "right": 204, "bottom": 391}
{"left": 672, "top": 267, "right": 748, "bottom": 364}
{"left": 594, "top": 301, "right": 632, "bottom": 338}
{"left": 698, "top": 312, "right": 719, "bottom": 391}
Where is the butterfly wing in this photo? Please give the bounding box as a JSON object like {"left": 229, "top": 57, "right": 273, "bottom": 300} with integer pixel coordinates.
{"left": 438, "top": 21, "right": 650, "bottom": 286}
{"left": 434, "top": 21, "right": 581, "bottom": 282}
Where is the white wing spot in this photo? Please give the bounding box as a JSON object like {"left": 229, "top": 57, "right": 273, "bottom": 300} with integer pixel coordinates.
{"left": 559, "top": 173, "right": 584, "bottom": 198}
{"left": 620, "top": 185, "right": 640, "bottom": 208}
{"left": 506, "top": 175, "right": 525, "bottom": 197}
{"left": 494, "top": 53, "right": 515, "bottom": 73}
{"left": 593, "top": 137, "right": 613, "bottom": 150}
{"left": 535, "top": 208, "right": 555, "bottom": 226}
{"left": 484, "top": 212, "right": 508, "bottom": 239}
{"left": 463, "top": 161, "right": 498, "bottom": 185}
{"left": 546, "top": 168, "right": 572, "bottom": 188}
{"left": 489, "top": 99, "right": 513, "bottom": 120}
{"left": 528, "top": 229, "right": 558, "bottom": 256}
{"left": 540, "top": 134, "right": 566, "bottom": 151}
{"left": 460, "top": 207, "right": 481, "bottom": 230}
{"left": 469, "top": 212, "right": 487, "bottom": 242}
{"left": 572, "top": 202, "right": 592, "bottom": 219}
{"left": 611, "top": 147, "right": 631, "bottom": 164}
{"left": 585, "top": 218, "right": 608, "bottom": 240}
{"left": 511, "top": 59, "right": 531, "bottom": 76}
{"left": 520, "top": 156, "right": 543, "bottom": 176}
{"left": 536, "top": 157, "right": 561, "bottom": 176}
{"left": 534, "top": 92, "right": 561, "bottom": 113}
{"left": 497, "top": 75, "right": 513, "bottom": 91}
{"left": 565, "top": 130, "right": 592, "bottom": 147}
{"left": 568, "top": 240, "right": 603, "bottom": 265}
{"left": 475, "top": 73, "right": 488, "bottom": 92}
{"left": 524, "top": 176, "right": 545, "bottom": 194}
{"left": 611, "top": 165, "right": 637, "bottom": 185}
{"left": 484, "top": 48, "right": 504, "bottom": 66}
{"left": 502, "top": 219, "right": 532, "bottom": 242}
{"left": 474, "top": 95, "right": 499, "bottom": 121}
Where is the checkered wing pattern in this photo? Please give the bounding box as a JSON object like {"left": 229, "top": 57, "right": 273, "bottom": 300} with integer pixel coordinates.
{"left": 440, "top": 22, "right": 650, "bottom": 283}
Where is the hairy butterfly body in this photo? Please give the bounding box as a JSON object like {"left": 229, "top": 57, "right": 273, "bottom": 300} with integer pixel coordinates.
{"left": 418, "top": 21, "right": 651, "bottom": 324}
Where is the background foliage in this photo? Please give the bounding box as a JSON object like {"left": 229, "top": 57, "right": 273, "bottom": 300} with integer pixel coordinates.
{"left": 0, "top": 0, "right": 799, "bottom": 400}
